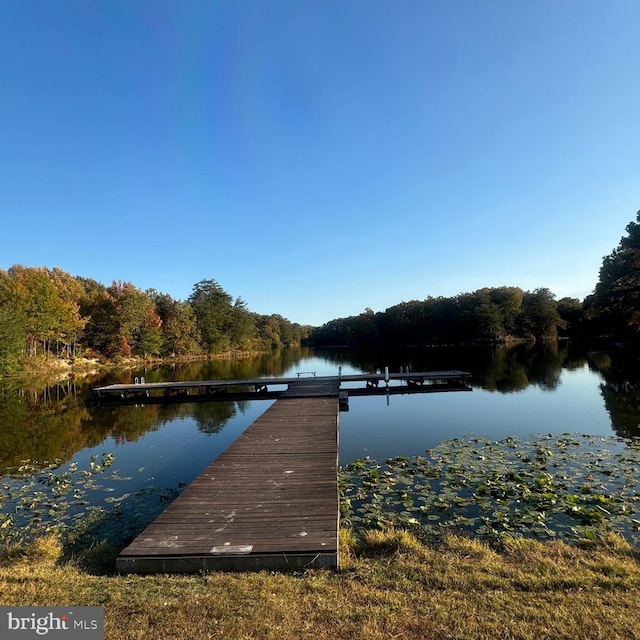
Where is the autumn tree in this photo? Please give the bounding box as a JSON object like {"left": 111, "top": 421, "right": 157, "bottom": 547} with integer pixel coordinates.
{"left": 257, "top": 315, "right": 283, "bottom": 349}
{"left": 48, "top": 267, "right": 87, "bottom": 357}
{"left": 110, "top": 282, "right": 161, "bottom": 357}
{"left": 0, "top": 304, "right": 25, "bottom": 373}
{"left": 137, "top": 307, "right": 164, "bottom": 357}
{"left": 0, "top": 266, "right": 303, "bottom": 364}
{"left": 161, "top": 300, "right": 201, "bottom": 356}
{"left": 77, "top": 278, "right": 114, "bottom": 355}
{"left": 1, "top": 266, "right": 78, "bottom": 357}
{"left": 82, "top": 281, "right": 159, "bottom": 357}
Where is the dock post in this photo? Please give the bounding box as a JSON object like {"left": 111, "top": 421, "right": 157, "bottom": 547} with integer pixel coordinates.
{"left": 384, "top": 366, "right": 389, "bottom": 384}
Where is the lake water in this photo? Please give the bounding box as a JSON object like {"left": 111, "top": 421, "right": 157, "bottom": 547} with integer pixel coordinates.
{"left": 1, "top": 343, "right": 639, "bottom": 522}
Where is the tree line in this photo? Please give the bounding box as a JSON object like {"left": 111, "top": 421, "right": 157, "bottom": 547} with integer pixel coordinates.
{"left": 310, "top": 211, "right": 640, "bottom": 348}
{"left": 0, "top": 269, "right": 311, "bottom": 374}
{"left": 309, "top": 286, "right": 573, "bottom": 347}
{"left": 1, "top": 211, "right": 638, "bottom": 373}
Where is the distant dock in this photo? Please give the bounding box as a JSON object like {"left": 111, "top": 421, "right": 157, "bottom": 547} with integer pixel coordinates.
{"left": 94, "top": 370, "right": 472, "bottom": 405}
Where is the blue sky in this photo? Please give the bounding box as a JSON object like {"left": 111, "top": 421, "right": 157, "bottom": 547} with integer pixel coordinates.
{"left": 1, "top": 1, "right": 639, "bottom": 326}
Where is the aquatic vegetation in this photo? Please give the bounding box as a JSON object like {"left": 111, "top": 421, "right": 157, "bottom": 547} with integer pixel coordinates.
{"left": 0, "top": 454, "right": 181, "bottom": 550}
{"left": 4, "top": 433, "right": 640, "bottom": 556}
{"left": 0, "top": 454, "right": 116, "bottom": 546}
{"left": 340, "top": 434, "right": 640, "bottom": 547}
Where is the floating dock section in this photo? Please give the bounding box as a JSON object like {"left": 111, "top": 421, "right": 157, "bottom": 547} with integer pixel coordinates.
{"left": 94, "top": 371, "right": 472, "bottom": 405}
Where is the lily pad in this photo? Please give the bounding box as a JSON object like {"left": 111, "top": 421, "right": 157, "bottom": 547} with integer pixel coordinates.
{"left": 340, "top": 434, "right": 640, "bottom": 547}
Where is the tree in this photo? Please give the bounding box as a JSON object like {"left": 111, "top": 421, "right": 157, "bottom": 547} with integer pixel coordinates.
{"left": 474, "top": 300, "right": 504, "bottom": 341}
{"left": 258, "top": 315, "right": 282, "bottom": 349}
{"left": 189, "top": 279, "right": 234, "bottom": 353}
{"left": 556, "top": 297, "right": 583, "bottom": 336}
{"left": 148, "top": 291, "right": 175, "bottom": 327}
{"left": 229, "top": 297, "right": 257, "bottom": 350}
{"left": 162, "top": 301, "right": 201, "bottom": 356}
{"left": 470, "top": 287, "right": 525, "bottom": 341}
{"left": 0, "top": 304, "right": 26, "bottom": 374}
{"left": 137, "top": 307, "right": 164, "bottom": 357}
{"left": 111, "top": 282, "right": 159, "bottom": 357}
{"left": 48, "top": 268, "right": 88, "bottom": 357}
{"left": 0, "top": 265, "right": 304, "bottom": 363}
{"left": 347, "top": 310, "right": 380, "bottom": 346}
{"left": 82, "top": 281, "right": 157, "bottom": 357}
{"left": 277, "top": 315, "right": 295, "bottom": 347}
{"left": 584, "top": 211, "right": 640, "bottom": 339}
{"left": 490, "top": 287, "right": 525, "bottom": 336}
{"left": 4, "top": 266, "right": 71, "bottom": 357}
{"left": 80, "top": 286, "right": 117, "bottom": 356}
{"left": 520, "top": 288, "right": 564, "bottom": 340}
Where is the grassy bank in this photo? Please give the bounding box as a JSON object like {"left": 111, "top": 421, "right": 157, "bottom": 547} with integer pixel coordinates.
{"left": 3, "top": 435, "right": 640, "bottom": 638}
{"left": 1, "top": 530, "right": 639, "bottom": 640}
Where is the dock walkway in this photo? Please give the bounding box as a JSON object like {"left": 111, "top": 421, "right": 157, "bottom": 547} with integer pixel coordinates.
{"left": 116, "top": 378, "right": 340, "bottom": 573}
{"left": 113, "top": 371, "right": 472, "bottom": 573}
{"left": 94, "top": 371, "right": 472, "bottom": 404}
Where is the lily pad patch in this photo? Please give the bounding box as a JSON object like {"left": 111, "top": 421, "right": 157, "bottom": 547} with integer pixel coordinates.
{"left": 340, "top": 434, "right": 640, "bottom": 547}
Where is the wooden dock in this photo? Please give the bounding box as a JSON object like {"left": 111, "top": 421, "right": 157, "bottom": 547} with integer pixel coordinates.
{"left": 116, "top": 378, "right": 340, "bottom": 573}
{"left": 112, "top": 371, "right": 472, "bottom": 573}
{"left": 94, "top": 370, "right": 472, "bottom": 405}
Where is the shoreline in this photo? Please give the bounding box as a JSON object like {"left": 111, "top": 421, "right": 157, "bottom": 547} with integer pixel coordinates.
{"left": 0, "top": 350, "right": 267, "bottom": 385}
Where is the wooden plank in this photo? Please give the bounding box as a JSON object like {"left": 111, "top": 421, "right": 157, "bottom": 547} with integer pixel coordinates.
{"left": 93, "top": 371, "right": 472, "bottom": 407}
{"left": 94, "top": 371, "right": 472, "bottom": 398}
{"left": 116, "top": 381, "right": 340, "bottom": 573}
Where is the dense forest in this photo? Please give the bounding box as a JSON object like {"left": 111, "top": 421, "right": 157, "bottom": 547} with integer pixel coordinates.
{"left": 1, "top": 211, "right": 638, "bottom": 375}
{"left": 0, "top": 271, "right": 311, "bottom": 375}
{"left": 310, "top": 211, "right": 640, "bottom": 348}
{"left": 309, "top": 286, "right": 572, "bottom": 347}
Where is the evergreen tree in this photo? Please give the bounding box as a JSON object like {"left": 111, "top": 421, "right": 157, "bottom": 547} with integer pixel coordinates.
{"left": 585, "top": 211, "right": 640, "bottom": 339}
{"left": 189, "top": 279, "right": 234, "bottom": 353}
{"left": 229, "top": 298, "right": 257, "bottom": 350}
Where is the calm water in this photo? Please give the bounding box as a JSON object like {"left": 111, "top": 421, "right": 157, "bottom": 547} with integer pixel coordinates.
{"left": 1, "top": 344, "right": 639, "bottom": 501}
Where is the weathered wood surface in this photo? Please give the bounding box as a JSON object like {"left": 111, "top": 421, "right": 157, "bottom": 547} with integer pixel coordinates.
{"left": 93, "top": 371, "right": 472, "bottom": 404}
{"left": 116, "top": 381, "right": 340, "bottom": 573}
{"left": 280, "top": 378, "right": 345, "bottom": 398}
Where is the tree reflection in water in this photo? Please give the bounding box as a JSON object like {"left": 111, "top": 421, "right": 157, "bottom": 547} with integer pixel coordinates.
{"left": 1, "top": 344, "right": 639, "bottom": 473}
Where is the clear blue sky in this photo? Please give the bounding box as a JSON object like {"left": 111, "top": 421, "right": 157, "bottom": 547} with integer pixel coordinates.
{"left": 1, "top": 1, "right": 639, "bottom": 326}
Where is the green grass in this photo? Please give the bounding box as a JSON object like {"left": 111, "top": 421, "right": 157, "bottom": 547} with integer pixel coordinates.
{"left": 1, "top": 529, "right": 640, "bottom": 640}
{"left": 3, "top": 434, "right": 640, "bottom": 638}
